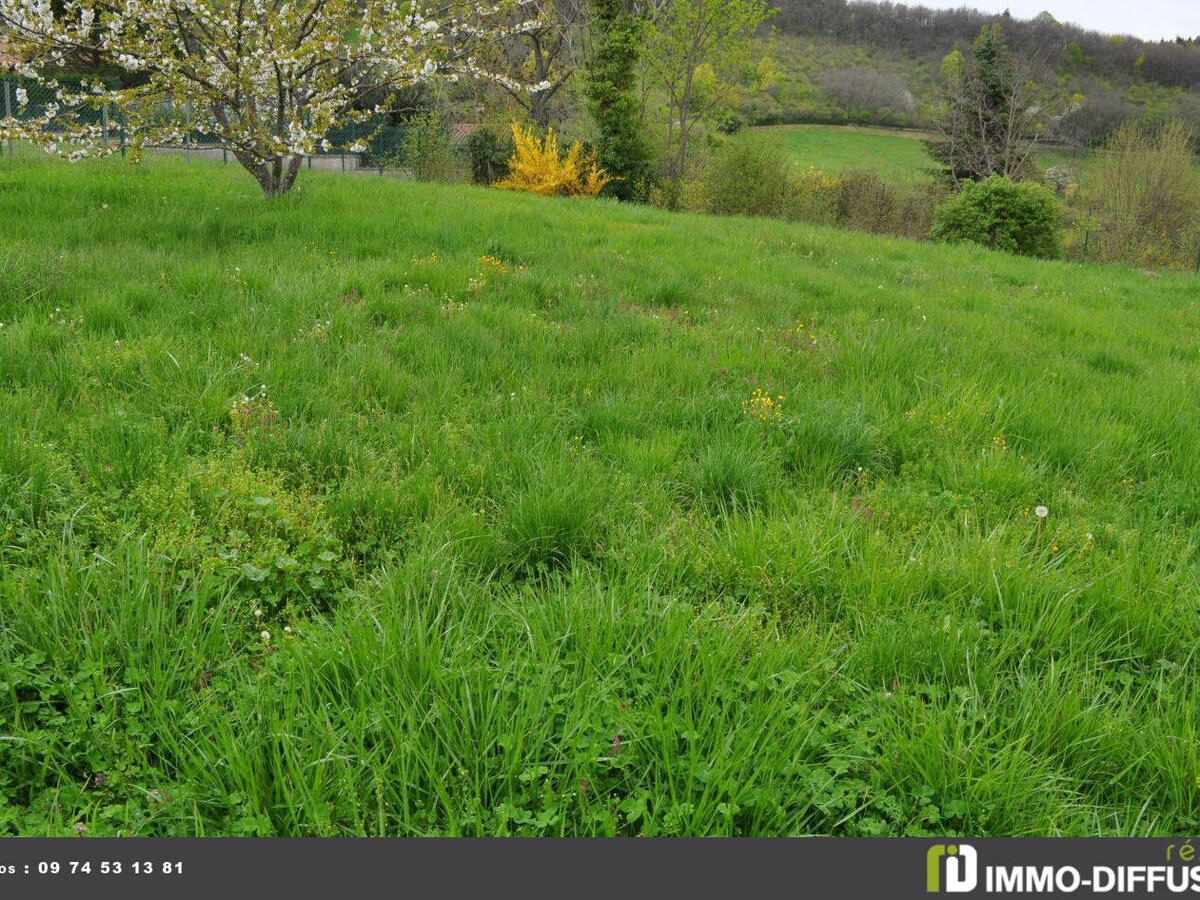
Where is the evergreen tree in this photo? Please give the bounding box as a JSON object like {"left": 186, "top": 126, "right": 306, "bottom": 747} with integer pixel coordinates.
{"left": 928, "top": 24, "right": 1039, "bottom": 183}
{"left": 583, "top": 0, "right": 651, "bottom": 200}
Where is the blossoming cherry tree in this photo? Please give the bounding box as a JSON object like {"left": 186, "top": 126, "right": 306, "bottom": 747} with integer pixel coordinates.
{"left": 0, "top": 0, "right": 545, "bottom": 195}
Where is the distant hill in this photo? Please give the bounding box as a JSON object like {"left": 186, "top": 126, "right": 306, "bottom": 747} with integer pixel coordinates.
{"left": 745, "top": 0, "right": 1200, "bottom": 144}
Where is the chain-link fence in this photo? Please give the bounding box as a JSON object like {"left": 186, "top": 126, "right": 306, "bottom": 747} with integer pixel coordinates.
{"left": 1, "top": 75, "right": 464, "bottom": 177}
{"left": 2, "top": 75, "right": 117, "bottom": 160}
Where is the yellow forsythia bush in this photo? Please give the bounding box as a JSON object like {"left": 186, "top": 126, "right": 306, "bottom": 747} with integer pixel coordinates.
{"left": 783, "top": 166, "right": 844, "bottom": 226}
{"left": 494, "top": 124, "right": 611, "bottom": 197}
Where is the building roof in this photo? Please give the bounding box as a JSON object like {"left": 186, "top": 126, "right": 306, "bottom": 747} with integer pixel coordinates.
{"left": 449, "top": 123, "right": 483, "bottom": 147}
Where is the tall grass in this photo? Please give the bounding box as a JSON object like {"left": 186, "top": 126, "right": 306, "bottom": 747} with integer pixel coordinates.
{"left": 0, "top": 152, "right": 1198, "bottom": 835}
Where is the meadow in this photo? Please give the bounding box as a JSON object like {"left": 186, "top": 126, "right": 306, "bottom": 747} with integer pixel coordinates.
{"left": 749, "top": 124, "right": 938, "bottom": 182}
{"left": 752, "top": 123, "right": 1083, "bottom": 183}
{"left": 1, "top": 152, "right": 1199, "bottom": 836}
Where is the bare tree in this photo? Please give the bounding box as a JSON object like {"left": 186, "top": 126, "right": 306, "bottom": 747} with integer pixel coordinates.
{"left": 1056, "top": 83, "right": 1135, "bottom": 149}
{"left": 491, "top": 0, "right": 590, "bottom": 128}
{"left": 820, "top": 68, "right": 914, "bottom": 113}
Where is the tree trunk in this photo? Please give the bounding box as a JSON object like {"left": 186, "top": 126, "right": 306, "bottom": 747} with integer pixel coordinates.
{"left": 236, "top": 152, "right": 305, "bottom": 197}
{"left": 531, "top": 36, "right": 552, "bottom": 130}
{"left": 675, "top": 68, "right": 694, "bottom": 182}
{"left": 531, "top": 93, "right": 551, "bottom": 130}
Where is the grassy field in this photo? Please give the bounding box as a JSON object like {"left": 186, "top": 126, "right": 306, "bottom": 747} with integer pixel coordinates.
{"left": 2, "top": 153, "right": 1200, "bottom": 837}
{"left": 750, "top": 124, "right": 938, "bottom": 182}
{"left": 753, "top": 123, "right": 1083, "bottom": 182}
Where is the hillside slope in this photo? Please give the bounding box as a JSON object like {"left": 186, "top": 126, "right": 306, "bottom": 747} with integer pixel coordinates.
{"left": 746, "top": 123, "right": 937, "bottom": 181}
{"left": 1, "top": 156, "right": 1199, "bottom": 835}
{"left": 748, "top": 2, "right": 1200, "bottom": 136}
{"left": 745, "top": 122, "right": 1083, "bottom": 183}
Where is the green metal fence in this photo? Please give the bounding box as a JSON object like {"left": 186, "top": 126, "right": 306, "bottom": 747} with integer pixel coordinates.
{"left": 1, "top": 76, "right": 435, "bottom": 174}
{"left": 2, "top": 77, "right": 124, "bottom": 159}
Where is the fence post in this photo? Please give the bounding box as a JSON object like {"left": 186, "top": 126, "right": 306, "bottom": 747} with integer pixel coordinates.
{"left": 3, "top": 79, "right": 12, "bottom": 160}
{"left": 185, "top": 100, "right": 192, "bottom": 164}
{"left": 102, "top": 103, "right": 110, "bottom": 148}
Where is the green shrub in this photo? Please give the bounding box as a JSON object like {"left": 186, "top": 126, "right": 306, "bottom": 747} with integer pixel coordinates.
{"left": 701, "top": 142, "right": 939, "bottom": 239}
{"left": 703, "top": 138, "right": 842, "bottom": 225}
{"left": 464, "top": 127, "right": 513, "bottom": 185}
{"left": 836, "top": 169, "right": 940, "bottom": 239}
{"left": 715, "top": 111, "right": 745, "bottom": 135}
{"left": 400, "top": 109, "right": 463, "bottom": 183}
{"left": 1078, "top": 119, "right": 1200, "bottom": 269}
{"left": 583, "top": 0, "right": 654, "bottom": 201}
{"left": 834, "top": 169, "right": 897, "bottom": 234}
{"left": 931, "top": 175, "right": 1064, "bottom": 258}
{"left": 782, "top": 166, "right": 843, "bottom": 226}
{"left": 704, "top": 137, "right": 794, "bottom": 218}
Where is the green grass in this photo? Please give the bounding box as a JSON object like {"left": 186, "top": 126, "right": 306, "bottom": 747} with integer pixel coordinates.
{"left": 749, "top": 124, "right": 938, "bottom": 182}
{"left": 751, "top": 123, "right": 1091, "bottom": 184}
{"left": 2, "top": 153, "right": 1200, "bottom": 837}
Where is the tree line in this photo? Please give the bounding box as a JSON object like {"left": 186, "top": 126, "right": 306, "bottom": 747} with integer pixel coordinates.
{"left": 771, "top": 0, "right": 1200, "bottom": 90}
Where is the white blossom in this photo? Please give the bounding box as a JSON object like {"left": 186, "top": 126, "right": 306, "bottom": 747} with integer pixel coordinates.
{"left": 0, "top": 0, "right": 541, "bottom": 195}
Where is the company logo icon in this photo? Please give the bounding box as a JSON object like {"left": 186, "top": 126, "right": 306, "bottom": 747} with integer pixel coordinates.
{"left": 927, "top": 844, "right": 979, "bottom": 893}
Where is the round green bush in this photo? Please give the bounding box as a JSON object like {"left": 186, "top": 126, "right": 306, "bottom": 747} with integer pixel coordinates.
{"left": 705, "top": 137, "right": 794, "bottom": 218}
{"left": 930, "top": 175, "right": 1064, "bottom": 258}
